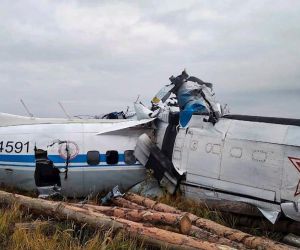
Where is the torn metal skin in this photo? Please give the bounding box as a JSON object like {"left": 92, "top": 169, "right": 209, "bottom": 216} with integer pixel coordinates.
{"left": 1, "top": 70, "right": 300, "bottom": 225}
{"left": 134, "top": 70, "right": 300, "bottom": 224}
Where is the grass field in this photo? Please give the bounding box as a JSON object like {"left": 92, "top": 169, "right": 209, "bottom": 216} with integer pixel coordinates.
{"left": 0, "top": 186, "right": 284, "bottom": 249}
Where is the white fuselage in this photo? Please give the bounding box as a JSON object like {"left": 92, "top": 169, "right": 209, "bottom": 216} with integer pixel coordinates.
{"left": 0, "top": 115, "right": 151, "bottom": 197}
{"left": 155, "top": 113, "right": 300, "bottom": 222}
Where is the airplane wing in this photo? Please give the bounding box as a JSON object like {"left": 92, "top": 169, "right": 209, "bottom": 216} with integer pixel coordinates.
{"left": 151, "top": 84, "right": 175, "bottom": 104}
{"left": 96, "top": 118, "right": 155, "bottom": 135}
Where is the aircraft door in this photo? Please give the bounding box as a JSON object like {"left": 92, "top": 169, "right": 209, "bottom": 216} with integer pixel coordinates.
{"left": 185, "top": 127, "right": 223, "bottom": 183}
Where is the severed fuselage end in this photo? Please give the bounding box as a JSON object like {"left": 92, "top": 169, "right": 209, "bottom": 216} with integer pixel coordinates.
{"left": 134, "top": 70, "right": 300, "bottom": 224}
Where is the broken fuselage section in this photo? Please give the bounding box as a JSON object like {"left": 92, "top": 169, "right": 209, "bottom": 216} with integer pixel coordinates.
{"left": 0, "top": 115, "right": 154, "bottom": 198}
{"left": 134, "top": 71, "right": 300, "bottom": 223}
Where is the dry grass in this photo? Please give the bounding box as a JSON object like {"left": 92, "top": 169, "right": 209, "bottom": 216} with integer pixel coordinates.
{"left": 0, "top": 203, "right": 146, "bottom": 250}
{"left": 0, "top": 185, "right": 147, "bottom": 249}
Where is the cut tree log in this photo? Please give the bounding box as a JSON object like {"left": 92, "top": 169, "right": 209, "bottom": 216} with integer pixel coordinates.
{"left": 121, "top": 194, "right": 300, "bottom": 236}
{"left": 111, "top": 197, "right": 146, "bottom": 210}
{"left": 193, "top": 218, "right": 290, "bottom": 250}
{"left": 190, "top": 226, "right": 247, "bottom": 250}
{"left": 124, "top": 193, "right": 184, "bottom": 213}
{"left": 75, "top": 204, "right": 192, "bottom": 234}
{"left": 106, "top": 199, "right": 245, "bottom": 249}
{"left": 123, "top": 192, "right": 293, "bottom": 250}
{"left": 124, "top": 192, "right": 199, "bottom": 221}
{"left": 0, "top": 190, "right": 232, "bottom": 250}
{"left": 101, "top": 198, "right": 243, "bottom": 250}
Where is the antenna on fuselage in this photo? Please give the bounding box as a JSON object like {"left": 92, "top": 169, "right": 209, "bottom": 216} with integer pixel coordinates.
{"left": 134, "top": 95, "right": 140, "bottom": 104}
{"left": 58, "top": 102, "right": 72, "bottom": 120}
{"left": 20, "top": 99, "right": 34, "bottom": 118}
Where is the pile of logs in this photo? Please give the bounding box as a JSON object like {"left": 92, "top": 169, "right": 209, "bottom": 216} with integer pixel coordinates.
{"left": 0, "top": 190, "right": 295, "bottom": 250}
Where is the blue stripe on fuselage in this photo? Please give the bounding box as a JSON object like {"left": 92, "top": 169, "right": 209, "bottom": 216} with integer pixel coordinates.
{"left": 0, "top": 154, "right": 86, "bottom": 163}
{"left": 0, "top": 153, "right": 129, "bottom": 165}
{"left": 0, "top": 154, "right": 35, "bottom": 163}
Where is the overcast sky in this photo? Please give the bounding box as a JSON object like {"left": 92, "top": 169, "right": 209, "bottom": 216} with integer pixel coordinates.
{"left": 0, "top": 0, "right": 299, "bottom": 118}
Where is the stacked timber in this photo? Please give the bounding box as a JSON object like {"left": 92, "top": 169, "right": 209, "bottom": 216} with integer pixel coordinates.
{"left": 0, "top": 190, "right": 295, "bottom": 250}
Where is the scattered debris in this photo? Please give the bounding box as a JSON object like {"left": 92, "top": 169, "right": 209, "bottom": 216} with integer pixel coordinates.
{"left": 100, "top": 185, "right": 124, "bottom": 205}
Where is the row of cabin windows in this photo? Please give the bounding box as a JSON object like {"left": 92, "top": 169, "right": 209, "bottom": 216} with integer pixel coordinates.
{"left": 87, "top": 150, "right": 136, "bottom": 166}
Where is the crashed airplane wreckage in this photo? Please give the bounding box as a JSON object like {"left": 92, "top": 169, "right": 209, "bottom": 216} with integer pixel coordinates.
{"left": 134, "top": 70, "right": 300, "bottom": 224}
{"left": 0, "top": 70, "right": 300, "bottom": 225}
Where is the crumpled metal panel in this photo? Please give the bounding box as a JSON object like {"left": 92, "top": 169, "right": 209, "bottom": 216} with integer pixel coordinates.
{"left": 281, "top": 202, "right": 300, "bottom": 222}
{"left": 189, "top": 116, "right": 232, "bottom": 139}
{"left": 257, "top": 207, "right": 280, "bottom": 224}
{"left": 129, "top": 178, "right": 164, "bottom": 198}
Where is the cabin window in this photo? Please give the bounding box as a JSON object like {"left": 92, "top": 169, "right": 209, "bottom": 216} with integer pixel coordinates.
{"left": 124, "top": 150, "right": 136, "bottom": 165}
{"left": 87, "top": 151, "right": 100, "bottom": 165}
{"left": 106, "top": 150, "right": 119, "bottom": 164}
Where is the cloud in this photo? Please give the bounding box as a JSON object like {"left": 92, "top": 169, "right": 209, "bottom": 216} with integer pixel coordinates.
{"left": 0, "top": 0, "right": 299, "bottom": 118}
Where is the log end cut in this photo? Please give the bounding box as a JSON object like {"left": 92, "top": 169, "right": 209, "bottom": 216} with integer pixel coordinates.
{"left": 179, "top": 214, "right": 192, "bottom": 235}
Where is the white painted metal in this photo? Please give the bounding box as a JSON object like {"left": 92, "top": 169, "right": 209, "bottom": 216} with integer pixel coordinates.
{"left": 185, "top": 174, "right": 275, "bottom": 201}
{"left": 0, "top": 112, "right": 127, "bottom": 127}
{"left": 285, "top": 126, "right": 300, "bottom": 147}
{"left": 220, "top": 139, "right": 283, "bottom": 201}
{"left": 225, "top": 120, "right": 288, "bottom": 144}
{"left": 172, "top": 128, "right": 188, "bottom": 175}
{"left": 181, "top": 183, "right": 281, "bottom": 210}
{"left": 282, "top": 146, "right": 300, "bottom": 201}
{"left": 0, "top": 118, "right": 151, "bottom": 197}
{"left": 185, "top": 117, "right": 225, "bottom": 180}
{"left": 171, "top": 115, "right": 300, "bottom": 222}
